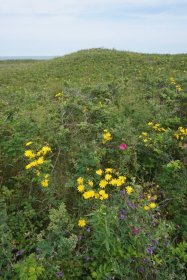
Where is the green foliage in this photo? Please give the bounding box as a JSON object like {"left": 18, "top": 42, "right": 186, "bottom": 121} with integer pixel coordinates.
{"left": 0, "top": 49, "right": 187, "bottom": 278}
{"left": 14, "top": 254, "right": 45, "bottom": 280}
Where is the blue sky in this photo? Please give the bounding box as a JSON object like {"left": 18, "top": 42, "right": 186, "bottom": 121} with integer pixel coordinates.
{"left": 0, "top": 0, "right": 187, "bottom": 56}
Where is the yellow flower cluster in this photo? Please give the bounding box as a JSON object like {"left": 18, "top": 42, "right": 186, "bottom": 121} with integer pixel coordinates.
{"left": 144, "top": 202, "right": 157, "bottom": 211}
{"left": 102, "top": 129, "right": 112, "bottom": 144}
{"left": 169, "top": 77, "right": 183, "bottom": 92}
{"left": 24, "top": 142, "right": 51, "bottom": 188}
{"left": 147, "top": 122, "right": 167, "bottom": 132}
{"left": 174, "top": 127, "right": 187, "bottom": 140}
{"left": 139, "top": 132, "right": 152, "bottom": 143}
{"left": 77, "top": 168, "right": 128, "bottom": 201}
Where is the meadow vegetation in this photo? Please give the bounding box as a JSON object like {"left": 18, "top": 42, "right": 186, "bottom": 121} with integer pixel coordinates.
{"left": 0, "top": 48, "right": 187, "bottom": 279}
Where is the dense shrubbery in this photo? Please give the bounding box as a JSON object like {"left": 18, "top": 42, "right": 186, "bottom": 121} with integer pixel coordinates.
{"left": 0, "top": 49, "right": 187, "bottom": 279}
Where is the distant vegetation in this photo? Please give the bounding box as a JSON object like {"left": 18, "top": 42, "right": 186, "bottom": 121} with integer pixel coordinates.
{"left": 0, "top": 48, "right": 187, "bottom": 279}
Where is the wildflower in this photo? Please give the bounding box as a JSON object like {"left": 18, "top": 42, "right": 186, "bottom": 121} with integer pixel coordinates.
{"left": 37, "top": 156, "right": 44, "bottom": 165}
{"left": 144, "top": 205, "right": 150, "bottom": 211}
{"left": 83, "top": 190, "right": 95, "bottom": 199}
{"left": 126, "top": 186, "right": 134, "bottom": 195}
{"left": 96, "top": 169, "right": 103, "bottom": 175}
{"left": 149, "top": 202, "right": 157, "bottom": 209}
{"left": 88, "top": 180, "right": 93, "bottom": 187}
{"left": 119, "top": 143, "right": 127, "bottom": 150}
{"left": 77, "top": 177, "right": 84, "bottom": 185}
{"left": 117, "top": 176, "right": 126, "bottom": 185}
{"left": 119, "top": 209, "right": 125, "bottom": 220}
{"left": 109, "top": 178, "right": 118, "bottom": 186}
{"left": 25, "top": 160, "right": 38, "bottom": 169}
{"left": 37, "top": 146, "right": 51, "bottom": 156}
{"left": 94, "top": 192, "right": 100, "bottom": 199}
{"left": 41, "top": 179, "right": 48, "bottom": 187}
{"left": 146, "top": 247, "right": 153, "bottom": 254}
{"left": 105, "top": 168, "right": 113, "bottom": 173}
{"left": 99, "top": 190, "right": 108, "bottom": 200}
{"left": 133, "top": 227, "right": 139, "bottom": 235}
{"left": 129, "top": 202, "right": 136, "bottom": 209}
{"left": 120, "top": 189, "right": 125, "bottom": 196}
{"left": 105, "top": 174, "right": 112, "bottom": 181}
{"left": 103, "top": 130, "right": 112, "bottom": 143}
{"left": 17, "top": 249, "right": 24, "bottom": 256}
{"left": 77, "top": 185, "right": 85, "bottom": 193}
{"left": 56, "top": 271, "right": 64, "bottom": 278}
{"left": 25, "top": 141, "right": 33, "bottom": 146}
{"left": 99, "top": 180, "right": 108, "bottom": 188}
{"left": 24, "top": 150, "right": 35, "bottom": 159}
{"left": 78, "top": 219, "right": 86, "bottom": 227}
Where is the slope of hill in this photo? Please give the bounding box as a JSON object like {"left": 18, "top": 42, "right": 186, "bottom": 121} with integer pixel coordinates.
{"left": 0, "top": 49, "right": 187, "bottom": 279}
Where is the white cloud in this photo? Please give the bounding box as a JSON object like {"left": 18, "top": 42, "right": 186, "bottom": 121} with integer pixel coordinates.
{"left": 0, "top": 0, "right": 186, "bottom": 55}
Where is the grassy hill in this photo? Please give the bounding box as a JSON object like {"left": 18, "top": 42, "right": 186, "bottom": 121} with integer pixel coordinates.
{"left": 0, "top": 49, "right": 187, "bottom": 279}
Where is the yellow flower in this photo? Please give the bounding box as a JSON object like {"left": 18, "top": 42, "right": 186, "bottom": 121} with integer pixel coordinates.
{"left": 110, "top": 178, "right": 118, "bottom": 186}
{"left": 103, "top": 131, "right": 112, "bottom": 143}
{"left": 37, "top": 157, "right": 44, "bottom": 165}
{"left": 83, "top": 190, "right": 95, "bottom": 199}
{"left": 147, "top": 122, "right": 153, "bottom": 126}
{"left": 41, "top": 179, "right": 49, "bottom": 187}
{"left": 99, "top": 180, "right": 108, "bottom": 188}
{"left": 77, "top": 177, "right": 84, "bottom": 185}
{"left": 149, "top": 202, "right": 157, "bottom": 209}
{"left": 143, "top": 139, "right": 148, "bottom": 143}
{"left": 37, "top": 146, "right": 51, "bottom": 156}
{"left": 105, "top": 168, "right": 113, "bottom": 173}
{"left": 174, "top": 133, "right": 179, "bottom": 140}
{"left": 144, "top": 205, "right": 150, "bottom": 211}
{"left": 96, "top": 169, "right": 103, "bottom": 175}
{"left": 24, "top": 150, "right": 35, "bottom": 159}
{"left": 25, "top": 141, "right": 33, "bottom": 146}
{"left": 78, "top": 219, "right": 86, "bottom": 227}
{"left": 77, "top": 185, "right": 85, "bottom": 193}
{"left": 126, "top": 186, "right": 134, "bottom": 195}
{"left": 118, "top": 176, "right": 126, "bottom": 185}
{"left": 94, "top": 192, "right": 100, "bottom": 199}
{"left": 105, "top": 174, "right": 112, "bottom": 181}
{"left": 99, "top": 190, "right": 108, "bottom": 200}
{"left": 88, "top": 180, "right": 93, "bottom": 187}
{"left": 25, "top": 160, "right": 38, "bottom": 169}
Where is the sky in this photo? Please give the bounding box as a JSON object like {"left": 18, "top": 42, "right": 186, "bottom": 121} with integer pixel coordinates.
{"left": 0, "top": 0, "right": 187, "bottom": 56}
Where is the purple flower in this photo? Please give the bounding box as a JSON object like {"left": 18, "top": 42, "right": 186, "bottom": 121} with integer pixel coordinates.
{"left": 129, "top": 202, "right": 136, "bottom": 209}
{"left": 133, "top": 227, "right": 139, "bottom": 235}
{"left": 146, "top": 247, "right": 153, "bottom": 254}
{"left": 17, "top": 249, "right": 24, "bottom": 256}
{"left": 120, "top": 189, "right": 125, "bottom": 196}
{"left": 119, "top": 209, "right": 125, "bottom": 220}
{"left": 56, "top": 271, "right": 64, "bottom": 278}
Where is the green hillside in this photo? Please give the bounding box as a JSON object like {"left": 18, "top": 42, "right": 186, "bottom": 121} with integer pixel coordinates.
{"left": 0, "top": 49, "right": 187, "bottom": 279}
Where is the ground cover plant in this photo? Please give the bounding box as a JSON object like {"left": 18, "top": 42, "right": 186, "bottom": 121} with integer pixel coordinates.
{"left": 0, "top": 48, "right": 187, "bottom": 279}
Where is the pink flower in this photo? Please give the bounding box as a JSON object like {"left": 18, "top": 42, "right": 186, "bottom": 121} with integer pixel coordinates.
{"left": 133, "top": 227, "right": 139, "bottom": 235}
{"left": 119, "top": 143, "right": 127, "bottom": 150}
